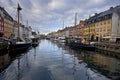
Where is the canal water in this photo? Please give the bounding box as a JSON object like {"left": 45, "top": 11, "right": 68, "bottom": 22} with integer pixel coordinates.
{"left": 0, "top": 40, "right": 120, "bottom": 80}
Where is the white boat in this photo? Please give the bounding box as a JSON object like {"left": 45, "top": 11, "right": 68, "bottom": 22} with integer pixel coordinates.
{"left": 57, "top": 37, "right": 66, "bottom": 43}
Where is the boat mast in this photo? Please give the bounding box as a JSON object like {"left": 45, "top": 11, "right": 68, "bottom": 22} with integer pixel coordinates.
{"left": 17, "top": 3, "right": 22, "bottom": 41}
{"left": 26, "top": 20, "right": 28, "bottom": 38}
{"left": 89, "top": 15, "right": 90, "bottom": 45}
{"left": 75, "top": 13, "right": 77, "bottom": 26}
{"left": 74, "top": 13, "right": 77, "bottom": 38}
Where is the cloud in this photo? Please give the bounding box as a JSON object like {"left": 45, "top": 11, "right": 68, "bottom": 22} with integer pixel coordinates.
{"left": 89, "top": 0, "right": 105, "bottom": 4}
{"left": 48, "top": 0, "right": 66, "bottom": 10}
{"left": 0, "top": 0, "right": 119, "bottom": 34}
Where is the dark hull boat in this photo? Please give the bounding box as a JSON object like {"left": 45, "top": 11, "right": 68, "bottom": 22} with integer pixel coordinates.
{"left": 9, "top": 42, "right": 31, "bottom": 53}
{"left": 0, "top": 44, "right": 8, "bottom": 53}
{"left": 69, "top": 40, "right": 95, "bottom": 51}
{"left": 31, "top": 37, "right": 40, "bottom": 47}
{"left": 0, "top": 37, "right": 9, "bottom": 53}
{"left": 32, "top": 42, "right": 39, "bottom": 48}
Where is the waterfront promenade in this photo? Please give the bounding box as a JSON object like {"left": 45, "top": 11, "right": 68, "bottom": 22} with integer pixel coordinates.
{"left": 95, "top": 42, "right": 120, "bottom": 53}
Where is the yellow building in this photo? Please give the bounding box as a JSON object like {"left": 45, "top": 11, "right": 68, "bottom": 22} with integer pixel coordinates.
{"left": 60, "top": 29, "right": 66, "bottom": 37}
{"left": 95, "top": 19, "right": 112, "bottom": 41}
{"left": 83, "top": 23, "right": 89, "bottom": 39}
{"left": 84, "top": 6, "right": 120, "bottom": 42}
{"left": 87, "top": 17, "right": 112, "bottom": 42}
{"left": 84, "top": 16, "right": 96, "bottom": 41}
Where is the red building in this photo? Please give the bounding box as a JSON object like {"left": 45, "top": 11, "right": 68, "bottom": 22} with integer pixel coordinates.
{"left": 76, "top": 20, "right": 85, "bottom": 37}
{"left": 0, "top": 8, "right": 4, "bottom": 37}
{"left": 68, "top": 26, "right": 74, "bottom": 38}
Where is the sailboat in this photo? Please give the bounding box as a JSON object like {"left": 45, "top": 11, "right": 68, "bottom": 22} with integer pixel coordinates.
{"left": 9, "top": 4, "right": 32, "bottom": 53}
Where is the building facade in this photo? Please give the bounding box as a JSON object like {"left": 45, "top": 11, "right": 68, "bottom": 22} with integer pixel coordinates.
{"left": 48, "top": 5, "right": 120, "bottom": 42}
{"left": 112, "top": 6, "right": 120, "bottom": 36}
{"left": 65, "top": 27, "right": 69, "bottom": 38}
{"left": 0, "top": 7, "right": 14, "bottom": 38}
{"left": 25, "top": 26, "right": 32, "bottom": 38}
{"left": 84, "top": 5, "right": 120, "bottom": 41}
{"left": 76, "top": 20, "right": 85, "bottom": 38}
{"left": 0, "top": 7, "right": 4, "bottom": 37}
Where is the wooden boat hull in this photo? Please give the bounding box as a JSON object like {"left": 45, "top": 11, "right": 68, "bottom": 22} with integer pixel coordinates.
{"left": 31, "top": 38, "right": 39, "bottom": 47}
{"left": 0, "top": 45, "right": 8, "bottom": 53}
{"left": 9, "top": 43, "right": 31, "bottom": 53}
{"left": 0, "top": 37, "right": 9, "bottom": 53}
{"left": 69, "top": 41, "right": 95, "bottom": 51}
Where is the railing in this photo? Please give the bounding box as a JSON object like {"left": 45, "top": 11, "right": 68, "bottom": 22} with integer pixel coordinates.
{"left": 95, "top": 42, "right": 120, "bottom": 53}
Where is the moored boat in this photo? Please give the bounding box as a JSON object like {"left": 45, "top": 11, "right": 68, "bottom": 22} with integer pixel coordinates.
{"left": 31, "top": 38, "right": 39, "bottom": 47}
{"left": 57, "top": 36, "right": 66, "bottom": 43}
{"left": 0, "top": 37, "right": 9, "bottom": 53}
{"left": 69, "top": 38, "right": 95, "bottom": 51}
{"left": 9, "top": 38, "right": 32, "bottom": 52}
{"left": 8, "top": 4, "right": 32, "bottom": 53}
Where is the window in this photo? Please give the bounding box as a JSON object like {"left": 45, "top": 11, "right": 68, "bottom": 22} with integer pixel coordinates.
{"left": 96, "top": 28, "right": 99, "bottom": 32}
{"left": 100, "top": 28, "right": 102, "bottom": 32}
{"left": 107, "top": 27, "right": 111, "bottom": 31}
{"left": 95, "top": 24, "right": 97, "bottom": 26}
{"left": 104, "top": 27, "right": 106, "bottom": 31}
{"left": 104, "top": 22, "right": 106, "bottom": 25}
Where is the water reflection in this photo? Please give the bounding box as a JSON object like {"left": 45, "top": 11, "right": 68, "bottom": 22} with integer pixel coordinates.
{"left": 83, "top": 52, "right": 120, "bottom": 79}
{"left": 53, "top": 40, "right": 120, "bottom": 80}
{"left": 0, "top": 52, "right": 10, "bottom": 73}
{"left": 0, "top": 40, "right": 120, "bottom": 80}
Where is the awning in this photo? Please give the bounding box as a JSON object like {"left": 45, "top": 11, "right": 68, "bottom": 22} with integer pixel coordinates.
{"left": 103, "top": 36, "right": 120, "bottom": 39}
{"left": 102, "top": 36, "right": 112, "bottom": 38}
{"left": 29, "top": 35, "right": 35, "bottom": 39}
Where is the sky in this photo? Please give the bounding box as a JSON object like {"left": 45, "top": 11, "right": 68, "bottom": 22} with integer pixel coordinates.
{"left": 0, "top": 0, "right": 120, "bottom": 34}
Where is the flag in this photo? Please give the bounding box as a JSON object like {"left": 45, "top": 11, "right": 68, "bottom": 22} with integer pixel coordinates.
{"left": 18, "top": 4, "right": 22, "bottom": 11}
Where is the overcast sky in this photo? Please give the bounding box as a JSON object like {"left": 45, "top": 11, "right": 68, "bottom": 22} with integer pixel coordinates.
{"left": 0, "top": 0, "right": 120, "bottom": 34}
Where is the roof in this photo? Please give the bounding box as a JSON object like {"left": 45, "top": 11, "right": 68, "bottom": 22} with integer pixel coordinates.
{"left": 84, "top": 5, "right": 120, "bottom": 24}
{"left": 0, "top": 6, "right": 13, "bottom": 21}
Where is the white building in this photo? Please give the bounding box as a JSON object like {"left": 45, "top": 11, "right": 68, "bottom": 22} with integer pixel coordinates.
{"left": 112, "top": 6, "right": 120, "bottom": 37}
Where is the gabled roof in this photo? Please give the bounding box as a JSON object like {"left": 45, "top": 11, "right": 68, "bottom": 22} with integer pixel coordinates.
{"left": 84, "top": 5, "right": 120, "bottom": 24}
{"left": 0, "top": 6, "right": 13, "bottom": 21}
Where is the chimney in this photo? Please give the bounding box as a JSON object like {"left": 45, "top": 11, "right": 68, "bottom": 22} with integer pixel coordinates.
{"left": 95, "top": 13, "right": 97, "bottom": 16}
{"left": 110, "top": 7, "right": 113, "bottom": 10}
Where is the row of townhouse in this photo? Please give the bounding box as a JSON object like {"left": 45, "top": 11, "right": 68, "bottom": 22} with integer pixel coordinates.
{"left": 83, "top": 6, "right": 120, "bottom": 41}
{"left": 0, "top": 6, "right": 32, "bottom": 39}
{"left": 48, "top": 5, "right": 120, "bottom": 42}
